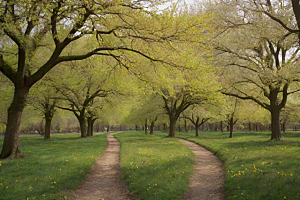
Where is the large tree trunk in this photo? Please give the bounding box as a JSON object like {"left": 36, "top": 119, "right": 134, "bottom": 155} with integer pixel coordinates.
{"left": 168, "top": 117, "right": 177, "bottom": 137}
{"left": 0, "top": 87, "right": 29, "bottom": 159}
{"left": 79, "top": 117, "right": 87, "bottom": 138}
{"left": 44, "top": 117, "right": 52, "bottom": 140}
{"left": 270, "top": 108, "right": 281, "bottom": 140}
{"left": 135, "top": 125, "right": 138, "bottom": 131}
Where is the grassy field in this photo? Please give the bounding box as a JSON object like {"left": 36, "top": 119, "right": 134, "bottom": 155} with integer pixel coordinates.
{"left": 175, "top": 131, "right": 300, "bottom": 200}
{"left": 115, "top": 131, "right": 194, "bottom": 200}
{"left": 0, "top": 133, "right": 108, "bottom": 200}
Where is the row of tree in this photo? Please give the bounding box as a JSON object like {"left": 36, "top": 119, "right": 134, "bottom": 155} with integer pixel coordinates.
{"left": 2, "top": 0, "right": 300, "bottom": 159}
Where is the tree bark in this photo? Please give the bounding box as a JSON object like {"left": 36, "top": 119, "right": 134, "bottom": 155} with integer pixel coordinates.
{"left": 0, "top": 87, "right": 29, "bottom": 159}
{"left": 44, "top": 118, "right": 52, "bottom": 140}
{"left": 135, "top": 125, "right": 138, "bottom": 131}
{"left": 79, "top": 117, "right": 87, "bottom": 138}
{"left": 168, "top": 118, "right": 176, "bottom": 137}
{"left": 107, "top": 125, "right": 110, "bottom": 132}
{"left": 270, "top": 107, "right": 281, "bottom": 140}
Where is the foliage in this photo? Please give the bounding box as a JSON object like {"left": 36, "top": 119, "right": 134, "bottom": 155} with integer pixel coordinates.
{"left": 115, "top": 131, "right": 194, "bottom": 200}
{"left": 0, "top": 133, "right": 108, "bottom": 200}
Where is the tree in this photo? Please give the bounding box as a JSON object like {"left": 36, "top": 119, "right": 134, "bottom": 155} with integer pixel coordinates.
{"left": 182, "top": 107, "right": 210, "bottom": 137}
{"left": 212, "top": 0, "right": 300, "bottom": 140}
{"left": 251, "top": 0, "right": 299, "bottom": 45}
{"left": 158, "top": 64, "right": 220, "bottom": 137}
{"left": 28, "top": 81, "right": 59, "bottom": 139}
{"left": 0, "top": 0, "right": 210, "bottom": 158}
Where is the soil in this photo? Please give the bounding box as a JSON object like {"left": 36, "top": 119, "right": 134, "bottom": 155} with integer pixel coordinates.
{"left": 69, "top": 132, "right": 134, "bottom": 200}
{"left": 178, "top": 138, "right": 226, "bottom": 200}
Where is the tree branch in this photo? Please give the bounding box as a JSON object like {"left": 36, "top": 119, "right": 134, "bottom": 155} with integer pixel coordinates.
{"left": 222, "top": 91, "right": 270, "bottom": 111}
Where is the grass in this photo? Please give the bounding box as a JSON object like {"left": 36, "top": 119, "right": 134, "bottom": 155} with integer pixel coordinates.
{"left": 115, "top": 131, "right": 194, "bottom": 200}
{"left": 0, "top": 133, "right": 108, "bottom": 200}
{"left": 175, "top": 131, "right": 300, "bottom": 200}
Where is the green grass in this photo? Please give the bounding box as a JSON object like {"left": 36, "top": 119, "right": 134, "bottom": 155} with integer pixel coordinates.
{"left": 175, "top": 131, "right": 300, "bottom": 200}
{"left": 115, "top": 131, "right": 194, "bottom": 200}
{"left": 0, "top": 133, "right": 108, "bottom": 200}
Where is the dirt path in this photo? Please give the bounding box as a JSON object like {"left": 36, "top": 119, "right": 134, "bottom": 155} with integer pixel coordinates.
{"left": 69, "top": 132, "right": 133, "bottom": 200}
{"left": 178, "top": 138, "right": 226, "bottom": 200}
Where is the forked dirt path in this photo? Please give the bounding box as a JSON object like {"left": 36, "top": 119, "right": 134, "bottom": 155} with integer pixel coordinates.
{"left": 69, "top": 132, "right": 133, "bottom": 200}
{"left": 178, "top": 138, "right": 226, "bottom": 200}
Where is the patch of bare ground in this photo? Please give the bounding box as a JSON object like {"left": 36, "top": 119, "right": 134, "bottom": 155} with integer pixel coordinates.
{"left": 178, "top": 138, "right": 226, "bottom": 200}
{"left": 69, "top": 132, "right": 134, "bottom": 200}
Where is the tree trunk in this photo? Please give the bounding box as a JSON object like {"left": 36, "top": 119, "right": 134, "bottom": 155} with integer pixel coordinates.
{"left": 135, "top": 125, "right": 138, "bottom": 131}
{"left": 150, "top": 121, "right": 155, "bottom": 134}
{"left": 91, "top": 119, "right": 96, "bottom": 136}
{"left": 195, "top": 124, "right": 200, "bottom": 137}
{"left": 270, "top": 108, "right": 282, "bottom": 140}
{"left": 145, "top": 119, "right": 148, "bottom": 134}
{"left": 168, "top": 119, "right": 176, "bottom": 137}
{"left": 185, "top": 119, "right": 188, "bottom": 133}
{"left": 229, "top": 117, "right": 234, "bottom": 138}
{"left": 44, "top": 117, "right": 52, "bottom": 140}
{"left": 220, "top": 121, "right": 223, "bottom": 132}
{"left": 87, "top": 117, "right": 92, "bottom": 137}
{"left": 79, "top": 117, "right": 87, "bottom": 138}
{"left": 163, "top": 123, "right": 166, "bottom": 131}
{"left": 282, "top": 121, "right": 286, "bottom": 133}
{"left": 0, "top": 87, "right": 29, "bottom": 159}
{"left": 107, "top": 125, "right": 110, "bottom": 132}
